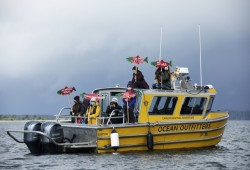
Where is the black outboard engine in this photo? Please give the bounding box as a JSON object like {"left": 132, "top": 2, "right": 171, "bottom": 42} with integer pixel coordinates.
{"left": 24, "top": 121, "right": 42, "bottom": 154}
{"left": 40, "top": 122, "right": 64, "bottom": 154}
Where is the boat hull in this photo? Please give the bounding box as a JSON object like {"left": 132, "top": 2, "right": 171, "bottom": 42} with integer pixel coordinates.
{"left": 96, "top": 117, "right": 227, "bottom": 153}
{"left": 6, "top": 115, "right": 228, "bottom": 154}
{"left": 59, "top": 116, "right": 228, "bottom": 153}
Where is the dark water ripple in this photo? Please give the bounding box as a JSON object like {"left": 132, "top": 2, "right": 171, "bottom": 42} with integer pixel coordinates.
{"left": 1, "top": 121, "right": 250, "bottom": 170}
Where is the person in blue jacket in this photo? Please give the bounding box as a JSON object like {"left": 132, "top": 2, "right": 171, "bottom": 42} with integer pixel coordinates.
{"left": 123, "top": 83, "right": 136, "bottom": 123}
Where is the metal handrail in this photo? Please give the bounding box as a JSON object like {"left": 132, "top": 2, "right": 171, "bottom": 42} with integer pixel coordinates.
{"left": 7, "top": 130, "right": 62, "bottom": 145}
{"left": 54, "top": 107, "right": 125, "bottom": 125}
{"left": 106, "top": 109, "right": 125, "bottom": 125}
{"left": 54, "top": 107, "right": 70, "bottom": 122}
{"left": 6, "top": 130, "right": 96, "bottom": 146}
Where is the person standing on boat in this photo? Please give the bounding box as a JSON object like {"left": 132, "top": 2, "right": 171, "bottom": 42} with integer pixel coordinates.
{"left": 152, "top": 66, "right": 171, "bottom": 90}
{"left": 131, "top": 66, "right": 149, "bottom": 89}
{"left": 106, "top": 97, "right": 123, "bottom": 124}
{"left": 106, "top": 97, "right": 122, "bottom": 116}
{"left": 85, "top": 97, "right": 101, "bottom": 125}
{"left": 70, "top": 96, "right": 86, "bottom": 123}
{"left": 123, "top": 84, "right": 136, "bottom": 123}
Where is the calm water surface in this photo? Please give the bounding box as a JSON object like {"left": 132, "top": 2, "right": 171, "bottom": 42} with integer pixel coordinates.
{"left": 0, "top": 121, "right": 249, "bottom": 170}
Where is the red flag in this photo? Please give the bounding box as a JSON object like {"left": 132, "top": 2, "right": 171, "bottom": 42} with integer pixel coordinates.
{"left": 82, "top": 93, "right": 104, "bottom": 101}
{"left": 156, "top": 59, "right": 169, "bottom": 68}
{"left": 57, "top": 86, "right": 76, "bottom": 95}
{"left": 126, "top": 56, "right": 148, "bottom": 64}
{"left": 122, "top": 91, "right": 136, "bottom": 99}
{"left": 151, "top": 60, "right": 172, "bottom": 68}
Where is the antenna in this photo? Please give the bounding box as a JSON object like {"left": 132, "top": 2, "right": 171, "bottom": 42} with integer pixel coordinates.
{"left": 159, "top": 27, "right": 163, "bottom": 60}
{"left": 198, "top": 25, "right": 203, "bottom": 86}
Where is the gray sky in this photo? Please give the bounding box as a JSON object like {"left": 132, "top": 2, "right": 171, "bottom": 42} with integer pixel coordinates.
{"left": 0, "top": 0, "right": 249, "bottom": 115}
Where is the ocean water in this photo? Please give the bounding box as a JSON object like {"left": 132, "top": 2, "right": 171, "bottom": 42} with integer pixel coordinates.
{"left": 0, "top": 121, "right": 249, "bottom": 170}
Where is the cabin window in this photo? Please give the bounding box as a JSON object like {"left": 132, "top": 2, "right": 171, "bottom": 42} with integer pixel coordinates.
{"left": 100, "top": 93, "right": 109, "bottom": 113}
{"left": 135, "top": 94, "right": 142, "bottom": 120}
{"left": 100, "top": 92, "right": 124, "bottom": 113}
{"left": 110, "top": 92, "right": 124, "bottom": 107}
{"left": 206, "top": 96, "right": 214, "bottom": 113}
{"left": 180, "top": 97, "right": 207, "bottom": 115}
{"left": 148, "top": 96, "right": 178, "bottom": 115}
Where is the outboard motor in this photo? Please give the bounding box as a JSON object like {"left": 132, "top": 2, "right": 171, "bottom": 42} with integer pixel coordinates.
{"left": 24, "top": 121, "right": 42, "bottom": 154}
{"left": 40, "top": 122, "right": 64, "bottom": 154}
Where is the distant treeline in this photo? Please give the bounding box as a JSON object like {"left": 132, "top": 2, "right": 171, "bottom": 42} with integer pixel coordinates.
{"left": 0, "top": 115, "right": 54, "bottom": 121}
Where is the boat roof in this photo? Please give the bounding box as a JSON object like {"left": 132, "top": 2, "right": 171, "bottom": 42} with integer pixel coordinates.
{"left": 92, "top": 87, "right": 127, "bottom": 93}
{"left": 92, "top": 86, "right": 216, "bottom": 96}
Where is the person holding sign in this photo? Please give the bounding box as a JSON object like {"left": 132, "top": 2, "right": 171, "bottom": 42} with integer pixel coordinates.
{"left": 122, "top": 83, "right": 136, "bottom": 123}
{"left": 152, "top": 66, "right": 171, "bottom": 90}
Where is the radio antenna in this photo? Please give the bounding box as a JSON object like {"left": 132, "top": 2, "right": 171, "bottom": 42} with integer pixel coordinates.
{"left": 159, "top": 27, "right": 163, "bottom": 61}
{"left": 198, "top": 25, "right": 203, "bottom": 86}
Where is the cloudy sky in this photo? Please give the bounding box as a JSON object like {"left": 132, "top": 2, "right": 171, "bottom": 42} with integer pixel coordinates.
{"left": 0, "top": 0, "right": 249, "bottom": 115}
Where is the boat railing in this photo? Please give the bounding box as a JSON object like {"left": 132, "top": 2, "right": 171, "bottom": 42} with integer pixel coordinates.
{"left": 106, "top": 109, "right": 125, "bottom": 125}
{"left": 6, "top": 130, "right": 97, "bottom": 147}
{"left": 55, "top": 107, "right": 71, "bottom": 122}
{"left": 54, "top": 107, "right": 125, "bottom": 125}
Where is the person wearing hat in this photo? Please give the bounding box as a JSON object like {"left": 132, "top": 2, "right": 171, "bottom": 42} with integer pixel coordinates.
{"left": 131, "top": 66, "right": 149, "bottom": 89}
{"left": 106, "top": 97, "right": 122, "bottom": 117}
{"left": 123, "top": 84, "right": 137, "bottom": 123}
{"left": 85, "top": 97, "right": 101, "bottom": 125}
{"left": 152, "top": 66, "right": 171, "bottom": 90}
{"left": 70, "top": 96, "right": 86, "bottom": 123}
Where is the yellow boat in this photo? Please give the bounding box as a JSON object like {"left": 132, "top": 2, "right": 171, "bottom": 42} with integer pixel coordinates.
{"left": 7, "top": 76, "right": 229, "bottom": 154}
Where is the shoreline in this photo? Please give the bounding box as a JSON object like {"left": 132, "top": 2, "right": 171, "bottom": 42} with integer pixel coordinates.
{"left": 0, "top": 120, "right": 55, "bottom": 123}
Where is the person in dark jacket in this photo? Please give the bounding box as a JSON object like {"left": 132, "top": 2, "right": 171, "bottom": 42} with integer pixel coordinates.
{"left": 106, "top": 97, "right": 123, "bottom": 124}
{"left": 152, "top": 66, "right": 171, "bottom": 90}
{"left": 70, "top": 96, "right": 86, "bottom": 123}
{"left": 131, "top": 66, "right": 149, "bottom": 89}
{"left": 106, "top": 97, "right": 122, "bottom": 116}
